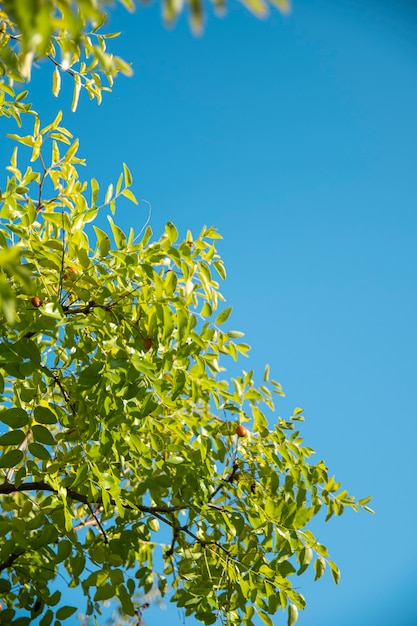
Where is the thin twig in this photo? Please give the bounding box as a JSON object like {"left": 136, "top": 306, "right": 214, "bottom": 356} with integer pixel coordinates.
{"left": 207, "top": 462, "right": 239, "bottom": 503}
{"left": 36, "top": 153, "right": 47, "bottom": 212}
{"left": 58, "top": 207, "right": 66, "bottom": 302}
{"left": 87, "top": 503, "right": 108, "bottom": 544}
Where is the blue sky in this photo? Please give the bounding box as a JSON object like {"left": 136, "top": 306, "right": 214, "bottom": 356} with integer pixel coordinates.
{"left": 16, "top": 0, "right": 417, "bottom": 624}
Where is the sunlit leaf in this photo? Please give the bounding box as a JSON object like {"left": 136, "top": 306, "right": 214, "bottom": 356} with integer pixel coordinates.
{"left": 215, "top": 306, "right": 232, "bottom": 325}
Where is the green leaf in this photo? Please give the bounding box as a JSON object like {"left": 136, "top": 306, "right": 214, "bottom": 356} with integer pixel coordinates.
{"left": 241, "top": 0, "right": 268, "bottom": 17}
{"left": 166, "top": 221, "right": 178, "bottom": 243}
{"left": 259, "top": 611, "right": 274, "bottom": 626}
{"left": 41, "top": 111, "right": 63, "bottom": 135}
{"left": 56, "top": 540, "right": 73, "bottom": 563}
{"left": 71, "top": 464, "right": 90, "bottom": 489}
{"left": 121, "top": 187, "right": 138, "bottom": 204}
{"left": 12, "top": 617, "right": 31, "bottom": 626}
{"left": 28, "top": 442, "right": 51, "bottom": 460}
{"left": 6, "top": 133, "right": 34, "bottom": 147}
{"left": 56, "top": 606, "right": 77, "bottom": 620}
{"left": 107, "top": 215, "right": 126, "bottom": 249}
{"left": 172, "top": 369, "right": 186, "bottom": 400}
{"left": 0, "top": 449, "right": 24, "bottom": 468}
{"left": 297, "top": 546, "right": 313, "bottom": 575}
{"left": 71, "top": 74, "right": 82, "bottom": 112}
{"left": 357, "top": 496, "right": 372, "bottom": 506}
{"left": 34, "top": 406, "right": 57, "bottom": 425}
{"left": 314, "top": 557, "right": 326, "bottom": 581}
{"left": 94, "top": 583, "right": 115, "bottom": 601}
{"left": 164, "top": 270, "right": 177, "bottom": 296}
{"left": 39, "top": 609, "right": 53, "bottom": 626}
{"left": 140, "top": 225, "right": 153, "bottom": 246}
{"left": 288, "top": 604, "right": 299, "bottom": 626}
{"left": 363, "top": 505, "right": 375, "bottom": 514}
{"left": 177, "top": 308, "right": 188, "bottom": 341}
{"left": 201, "top": 302, "right": 212, "bottom": 317}
{"left": 0, "top": 408, "right": 29, "bottom": 427}
{"left": 328, "top": 560, "right": 341, "bottom": 584}
{"left": 91, "top": 177, "right": 100, "bottom": 205}
{"left": 32, "top": 424, "right": 56, "bottom": 445}
{"left": 324, "top": 476, "right": 341, "bottom": 493}
{"left": 215, "top": 306, "right": 233, "bottom": 325}
{"left": 148, "top": 517, "right": 160, "bottom": 532}
{"left": 213, "top": 260, "right": 226, "bottom": 280}
{"left": 71, "top": 553, "right": 85, "bottom": 578}
{"left": 52, "top": 67, "right": 61, "bottom": 97}
{"left": 314, "top": 543, "right": 329, "bottom": 557}
{"left": 0, "top": 429, "right": 27, "bottom": 445}
{"left": 105, "top": 183, "right": 114, "bottom": 205}
{"left": 65, "top": 138, "right": 80, "bottom": 162}
{"left": 93, "top": 226, "right": 111, "bottom": 257}
{"left": 117, "top": 583, "right": 135, "bottom": 616}
{"left": 123, "top": 162, "right": 133, "bottom": 186}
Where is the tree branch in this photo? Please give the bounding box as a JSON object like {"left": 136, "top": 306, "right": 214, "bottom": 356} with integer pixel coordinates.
{"left": 0, "top": 481, "right": 230, "bottom": 558}
{"left": 0, "top": 480, "right": 187, "bottom": 515}
{"left": 72, "top": 517, "right": 99, "bottom": 533}
{"left": 0, "top": 551, "right": 25, "bottom": 573}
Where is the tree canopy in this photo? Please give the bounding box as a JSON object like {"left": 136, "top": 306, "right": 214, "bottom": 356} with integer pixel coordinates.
{"left": 0, "top": 2, "right": 372, "bottom": 626}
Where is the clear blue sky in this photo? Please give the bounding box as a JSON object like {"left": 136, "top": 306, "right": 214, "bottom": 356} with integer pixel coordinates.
{"left": 21, "top": 0, "right": 417, "bottom": 624}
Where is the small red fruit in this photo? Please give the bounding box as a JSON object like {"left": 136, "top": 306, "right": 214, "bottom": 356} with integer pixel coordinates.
{"left": 143, "top": 337, "right": 153, "bottom": 351}
{"left": 236, "top": 425, "right": 248, "bottom": 438}
{"left": 64, "top": 266, "right": 78, "bottom": 280}
{"left": 31, "top": 296, "right": 42, "bottom": 308}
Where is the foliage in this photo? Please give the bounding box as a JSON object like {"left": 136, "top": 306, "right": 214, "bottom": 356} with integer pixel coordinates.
{"left": 0, "top": 0, "right": 133, "bottom": 117}
{"left": 0, "top": 2, "right": 372, "bottom": 626}
{"left": 1, "top": 0, "right": 290, "bottom": 102}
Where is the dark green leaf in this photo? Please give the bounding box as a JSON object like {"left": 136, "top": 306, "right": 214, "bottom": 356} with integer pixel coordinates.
{"left": 0, "top": 429, "right": 26, "bottom": 445}
{"left": 56, "top": 606, "right": 77, "bottom": 620}
{"left": 32, "top": 424, "right": 56, "bottom": 445}
{"left": 28, "top": 442, "right": 51, "bottom": 460}
{"left": 34, "top": 406, "right": 57, "bottom": 425}
{"left": 0, "top": 449, "right": 24, "bottom": 468}
{"left": 94, "top": 583, "right": 115, "bottom": 601}
{"left": 0, "top": 407, "right": 29, "bottom": 427}
{"left": 56, "top": 540, "right": 73, "bottom": 563}
{"left": 39, "top": 610, "right": 53, "bottom": 626}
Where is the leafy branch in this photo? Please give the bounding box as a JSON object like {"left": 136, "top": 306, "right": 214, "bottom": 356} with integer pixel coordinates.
{"left": 0, "top": 480, "right": 188, "bottom": 515}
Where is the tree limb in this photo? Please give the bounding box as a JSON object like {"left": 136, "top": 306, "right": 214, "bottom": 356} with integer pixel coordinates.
{"left": 0, "top": 481, "right": 187, "bottom": 515}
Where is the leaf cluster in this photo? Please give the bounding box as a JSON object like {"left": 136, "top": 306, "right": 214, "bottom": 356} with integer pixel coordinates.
{"left": 0, "top": 112, "right": 373, "bottom": 626}
{"left": 0, "top": 2, "right": 373, "bottom": 625}
{"left": 0, "top": 0, "right": 292, "bottom": 118}
{"left": 1, "top": 0, "right": 132, "bottom": 118}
